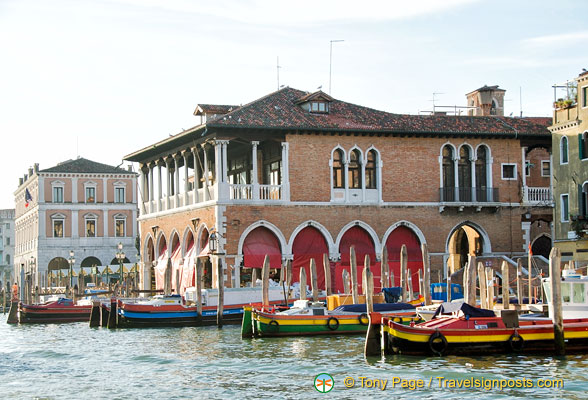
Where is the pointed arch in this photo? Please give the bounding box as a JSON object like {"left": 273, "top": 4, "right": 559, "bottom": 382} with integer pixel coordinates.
{"left": 287, "top": 220, "right": 335, "bottom": 255}
{"left": 239, "top": 222, "right": 285, "bottom": 269}
{"left": 334, "top": 220, "right": 381, "bottom": 256}
{"left": 237, "top": 220, "right": 288, "bottom": 260}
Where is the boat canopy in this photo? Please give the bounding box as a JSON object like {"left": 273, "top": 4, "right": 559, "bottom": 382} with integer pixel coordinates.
{"left": 432, "top": 302, "right": 495, "bottom": 319}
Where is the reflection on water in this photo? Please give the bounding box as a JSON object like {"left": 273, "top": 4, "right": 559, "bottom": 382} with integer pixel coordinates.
{"left": 1, "top": 314, "right": 587, "bottom": 399}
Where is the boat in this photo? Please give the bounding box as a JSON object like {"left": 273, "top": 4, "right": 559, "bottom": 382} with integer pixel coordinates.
{"left": 243, "top": 299, "right": 420, "bottom": 337}
{"left": 16, "top": 297, "right": 92, "bottom": 324}
{"left": 377, "top": 269, "right": 588, "bottom": 356}
{"left": 115, "top": 286, "right": 288, "bottom": 328}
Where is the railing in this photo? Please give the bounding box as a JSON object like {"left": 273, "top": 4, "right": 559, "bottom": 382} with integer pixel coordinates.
{"left": 259, "top": 184, "right": 282, "bottom": 200}
{"left": 523, "top": 186, "right": 553, "bottom": 205}
{"left": 439, "top": 187, "right": 498, "bottom": 203}
{"left": 230, "top": 184, "right": 253, "bottom": 200}
{"left": 228, "top": 184, "right": 283, "bottom": 201}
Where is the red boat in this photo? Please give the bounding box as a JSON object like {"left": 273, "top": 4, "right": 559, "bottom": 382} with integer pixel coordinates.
{"left": 18, "top": 298, "right": 92, "bottom": 324}
{"left": 380, "top": 302, "right": 588, "bottom": 356}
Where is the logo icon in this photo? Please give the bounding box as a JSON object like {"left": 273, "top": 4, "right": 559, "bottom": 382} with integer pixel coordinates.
{"left": 314, "top": 373, "right": 334, "bottom": 393}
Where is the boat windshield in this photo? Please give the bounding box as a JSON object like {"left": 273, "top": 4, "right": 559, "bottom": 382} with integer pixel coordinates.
{"left": 542, "top": 281, "right": 552, "bottom": 303}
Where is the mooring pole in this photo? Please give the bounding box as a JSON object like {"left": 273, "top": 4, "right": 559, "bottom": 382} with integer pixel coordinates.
{"left": 478, "top": 262, "right": 487, "bottom": 309}
{"left": 549, "top": 247, "right": 565, "bottom": 355}
{"left": 350, "top": 246, "right": 359, "bottom": 304}
{"left": 217, "top": 257, "right": 224, "bottom": 327}
{"left": 310, "top": 258, "right": 319, "bottom": 302}
{"left": 299, "top": 267, "right": 307, "bottom": 300}
{"left": 400, "top": 244, "right": 407, "bottom": 302}
{"left": 323, "top": 253, "right": 332, "bottom": 297}
{"left": 501, "top": 260, "right": 510, "bottom": 310}
{"left": 422, "top": 243, "right": 431, "bottom": 306}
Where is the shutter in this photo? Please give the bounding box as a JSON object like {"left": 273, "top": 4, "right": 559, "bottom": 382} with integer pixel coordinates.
{"left": 580, "top": 134, "right": 585, "bottom": 160}
{"left": 580, "top": 184, "right": 586, "bottom": 218}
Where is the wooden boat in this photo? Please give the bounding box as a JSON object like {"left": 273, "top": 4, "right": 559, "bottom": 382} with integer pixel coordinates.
{"left": 378, "top": 268, "right": 588, "bottom": 356}
{"left": 17, "top": 297, "right": 92, "bottom": 324}
{"left": 117, "top": 295, "right": 246, "bottom": 327}
{"left": 243, "top": 299, "right": 420, "bottom": 337}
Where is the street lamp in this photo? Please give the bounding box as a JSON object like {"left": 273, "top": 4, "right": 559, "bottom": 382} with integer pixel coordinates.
{"left": 68, "top": 250, "right": 75, "bottom": 294}
{"left": 208, "top": 230, "right": 218, "bottom": 254}
{"left": 116, "top": 242, "right": 126, "bottom": 285}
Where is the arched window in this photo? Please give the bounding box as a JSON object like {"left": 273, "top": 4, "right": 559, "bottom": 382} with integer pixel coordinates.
{"left": 476, "top": 146, "right": 488, "bottom": 201}
{"left": 348, "top": 149, "right": 362, "bottom": 189}
{"left": 580, "top": 132, "right": 588, "bottom": 160}
{"left": 442, "top": 145, "right": 455, "bottom": 201}
{"left": 332, "top": 149, "right": 344, "bottom": 188}
{"left": 560, "top": 136, "right": 568, "bottom": 164}
{"left": 490, "top": 99, "right": 497, "bottom": 115}
{"left": 365, "top": 150, "right": 377, "bottom": 189}
{"left": 458, "top": 146, "right": 472, "bottom": 201}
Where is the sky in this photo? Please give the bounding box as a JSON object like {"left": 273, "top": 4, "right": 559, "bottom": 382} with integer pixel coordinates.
{"left": 1, "top": 0, "right": 587, "bottom": 209}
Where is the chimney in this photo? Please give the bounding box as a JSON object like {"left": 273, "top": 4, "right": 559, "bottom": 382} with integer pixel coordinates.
{"left": 127, "top": 165, "right": 133, "bottom": 172}
{"left": 19, "top": 178, "right": 23, "bottom": 185}
{"left": 28, "top": 167, "right": 33, "bottom": 177}
{"left": 34, "top": 163, "right": 39, "bottom": 173}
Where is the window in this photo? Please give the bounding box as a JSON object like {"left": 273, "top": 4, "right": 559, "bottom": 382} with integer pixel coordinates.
{"left": 580, "top": 132, "right": 588, "bottom": 160}
{"left": 6, "top": 237, "right": 9, "bottom": 245}
{"left": 573, "top": 283, "right": 585, "bottom": 303}
{"left": 458, "top": 146, "right": 472, "bottom": 201}
{"left": 583, "top": 86, "right": 587, "bottom": 108}
{"left": 115, "top": 218, "right": 126, "bottom": 237}
{"left": 332, "top": 149, "right": 345, "bottom": 189}
{"left": 442, "top": 145, "right": 455, "bottom": 201}
{"left": 310, "top": 101, "right": 328, "bottom": 113}
{"left": 53, "top": 186, "right": 64, "bottom": 203}
{"left": 501, "top": 163, "right": 517, "bottom": 180}
{"left": 6, "top": 254, "right": 9, "bottom": 264}
{"left": 490, "top": 99, "right": 497, "bottom": 115}
{"left": 348, "top": 149, "right": 361, "bottom": 189}
{"left": 541, "top": 160, "right": 551, "bottom": 177}
{"left": 560, "top": 136, "right": 568, "bottom": 164}
{"left": 115, "top": 187, "right": 125, "bottom": 203}
{"left": 561, "top": 194, "right": 569, "bottom": 222}
{"left": 85, "top": 217, "right": 96, "bottom": 237}
{"left": 85, "top": 186, "right": 95, "bottom": 203}
{"left": 365, "top": 150, "right": 377, "bottom": 189}
{"left": 562, "top": 282, "right": 571, "bottom": 303}
{"left": 53, "top": 219, "right": 64, "bottom": 237}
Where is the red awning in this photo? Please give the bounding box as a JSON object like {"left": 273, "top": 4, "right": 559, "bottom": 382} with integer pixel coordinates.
{"left": 243, "top": 227, "right": 282, "bottom": 268}
{"left": 292, "top": 226, "right": 328, "bottom": 288}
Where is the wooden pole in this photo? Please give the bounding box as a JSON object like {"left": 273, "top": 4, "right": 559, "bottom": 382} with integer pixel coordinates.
{"left": 549, "top": 247, "right": 565, "bottom": 355}
{"left": 446, "top": 259, "right": 452, "bottom": 302}
{"left": 485, "top": 267, "right": 494, "bottom": 308}
{"left": 323, "top": 253, "right": 332, "bottom": 296}
{"left": 217, "top": 257, "right": 224, "bottom": 327}
{"left": 350, "top": 246, "right": 359, "bottom": 304}
{"left": 299, "top": 267, "right": 307, "bottom": 300}
{"left": 342, "top": 269, "right": 350, "bottom": 294}
{"left": 261, "top": 255, "right": 270, "bottom": 306}
{"left": 363, "top": 267, "right": 379, "bottom": 356}
{"left": 478, "top": 262, "right": 487, "bottom": 309}
{"left": 363, "top": 254, "right": 371, "bottom": 301}
{"left": 310, "top": 258, "right": 319, "bottom": 302}
{"left": 421, "top": 243, "right": 431, "bottom": 305}
{"left": 380, "top": 246, "right": 388, "bottom": 289}
{"left": 463, "top": 260, "right": 469, "bottom": 303}
{"left": 528, "top": 250, "right": 533, "bottom": 304}
{"left": 279, "top": 264, "right": 284, "bottom": 285}
{"left": 466, "top": 255, "right": 476, "bottom": 305}
{"left": 400, "top": 244, "right": 407, "bottom": 302}
{"left": 516, "top": 259, "right": 523, "bottom": 306}
{"left": 501, "top": 260, "right": 510, "bottom": 309}
{"left": 251, "top": 268, "right": 257, "bottom": 288}
{"left": 175, "top": 269, "right": 180, "bottom": 295}
{"left": 407, "top": 271, "right": 414, "bottom": 302}
{"left": 285, "top": 259, "right": 292, "bottom": 302}
{"left": 196, "top": 257, "right": 203, "bottom": 321}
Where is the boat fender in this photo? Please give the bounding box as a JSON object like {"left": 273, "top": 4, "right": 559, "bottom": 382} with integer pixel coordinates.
{"left": 358, "top": 313, "right": 369, "bottom": 326}
{"left": 428, "top": 331, "right": 448, "bottom": 356}
{"left": 327, "top": 316, "right": 340, "bottom": 331}
{"left": 508, "top": 331, "right": 524, "bottom": 352}
{"left": 268, "top": 319, "right": 279, "bottom": 332}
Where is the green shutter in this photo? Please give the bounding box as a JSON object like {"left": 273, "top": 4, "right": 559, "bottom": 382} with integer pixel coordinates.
{"left": 580, "top": 184, "right": 586, "bottom": 218}
{"left": 580, "top": 134, "right": 585, "bottom": 160}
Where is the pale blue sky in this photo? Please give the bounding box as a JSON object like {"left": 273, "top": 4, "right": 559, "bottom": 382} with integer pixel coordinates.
{"left": 1, "top": 0, "right": 586, "bottom": 208}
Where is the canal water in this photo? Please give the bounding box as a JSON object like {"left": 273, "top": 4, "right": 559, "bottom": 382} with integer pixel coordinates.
{"left": 1, "top": 314, "right": 586, "bottom": 399}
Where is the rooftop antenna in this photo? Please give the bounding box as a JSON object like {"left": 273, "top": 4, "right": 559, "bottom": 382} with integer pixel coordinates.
{"left": 329, "top": 39, "right": 344, "bottom": 95}
{"left": 277, "top": 56, "right": 281, "bottom": 91}
{"left": 430, "top": 92, "right": 444, "bottom": 114}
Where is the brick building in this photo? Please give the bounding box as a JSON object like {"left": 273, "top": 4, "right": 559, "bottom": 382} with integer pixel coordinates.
{"left": 13, "top": 158, "right": 138, "bottom": 296}
{"left": 125, "top": 87, "right": 551, "bottom": 294}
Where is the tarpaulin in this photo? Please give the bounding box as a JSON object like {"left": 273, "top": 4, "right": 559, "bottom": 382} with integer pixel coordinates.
{"left": 154, "top": 245, "right": 168, "bottom": 291}
{"left": 385, "top": 226, "right": 423, "bottom": 294}
{"left": 243, "top": 227, "right": 282, "bottom": 269}
{"left": 169, "top": 243, "right": 183, "bottom": 294}
{"left": 292, "top": 226, "right": 328, "bottom": 289}
{"left": 180, "top": 241, "right": 195, "bottom": 294}
{"left": 334, "top": 226, "right": 378, "bottom": 293}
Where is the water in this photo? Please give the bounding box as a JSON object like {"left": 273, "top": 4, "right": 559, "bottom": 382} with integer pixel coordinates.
{"left": 1, "top": 314, "right": 587, "bottom": 399}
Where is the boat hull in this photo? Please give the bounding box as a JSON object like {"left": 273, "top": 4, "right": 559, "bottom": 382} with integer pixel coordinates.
{"left": 19, "top": 303, "right": 92, "bottom": 324}
{"left": 384, "top": 317, "right": 588, "bottom": 356}
{"left": 117, "top": 306, "right": 244, "bottom": 328}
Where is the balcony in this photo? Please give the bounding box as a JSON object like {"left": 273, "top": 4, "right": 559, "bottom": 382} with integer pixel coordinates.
{"left": 439, "top": 187, "right": 498, "bottom": 203}
{"left": 523, "top": 186, "right": 553, "bottom": 206}
{"left": 229, "top": 184, "right": 283, "bottom": 201}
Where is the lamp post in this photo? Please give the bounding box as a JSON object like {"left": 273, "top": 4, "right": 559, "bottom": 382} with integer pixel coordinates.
{"left": 68, "top": 250, "right": 75, "bottom": 297}
{"left": 116, "top": 242, "right": 125, "bottom": 293}
{"left": 30, "top": 256, "right": 36, "bottom": 302}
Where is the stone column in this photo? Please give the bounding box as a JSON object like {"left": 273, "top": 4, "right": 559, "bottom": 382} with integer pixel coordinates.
{"left": 165, "top": 157, "right": 172, "bottom": 210}
{"left": 251, "top": 141, "right": 259, "bottom": 200}
{"left": 202, "top": 144, "right": 210, "bottom": 201}
{"left": 183, "top": 151, "right": 190, "bottom": 206}
{"left": 470, "top": 155, "right": 477, "bottom": 202}
{"left": 139, "top": 164, "right": 147, "bottom": 214}
{"left": 174, "top": 154, "right": 180, "bottom": 208}
{"left": 157, "top": 161, "right": 163, "bottom": 212}
{"left": 453, "top": 155, "right": 459, "bottom": 202}
{"left": 192, "top": 147, "right": 199, "bottom": 204}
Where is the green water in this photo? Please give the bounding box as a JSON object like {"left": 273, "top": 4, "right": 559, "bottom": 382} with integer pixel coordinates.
{"left": 0, "top": 314, "right": 586, "bottom": 399}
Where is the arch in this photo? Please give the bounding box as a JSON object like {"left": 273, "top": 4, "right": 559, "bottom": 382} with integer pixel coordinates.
{"left": 335, "top": 220, "right": 381, "bottom": 256}
{"left": 237, "top": 220, "right": 288, "bottom": 260}
{"left": 334, "top": 223, "right": 378, "bottom": 293}
{"left": 48, "top": 257, "right": 69, "bottom": 271}
{"left": 242, "top": 226, "right": 283, "bottom": 270}
{"left": 291, "top": 226, "right": 330, "bottom": 288}
{"left": 81, "top": 256, "right": 102, "bottom": 268}
{"left": 458, "top": 144, "right": 473, "bottom": 201}
{"left": 531, "top": 234, "right": 551, "bottom": 259}
{"left": 384, "top": 224, "right": 423, "bottom": 292}
{"left": 331, "top": 146, "right": 346, "bottom": 189}
{"left": 156, "top": 231, "right": 167, "bottom": 258}
{"left": 197, "top": 224, "right": 210, "bottom": 254}
{"left": 348, "top": 147, "right": 362, "bottom": 189}
{"left": 287, "top": 220, "right": 335, "bottom": 255}
{"left": 143, "top": 233, "right": 155, "bottom": 263}
{"left": 382, "top": 221, "right": 427, "bottom": 248}
{"left": 365, "top": 147, "right": 379, "bottom": 189}
{"left": 182, "top": 226, "right": 196, "bottom": 255}
{"left": 440, "top": 143, "right": 456, "bottom": 201}
{"left": 169, "top": 229, "right": 181, "bottom": 254}
{"left": 446, "top": 221, "right": 491, "bottom": 273}
{"left": 109, "top": 257, "right": 130, "bottom": 265}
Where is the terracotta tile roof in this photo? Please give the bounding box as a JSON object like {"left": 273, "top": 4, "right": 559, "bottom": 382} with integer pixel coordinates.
{"left": 194, "top": 104, "right": 239, "bottom": 116}
{"left": 206, "top": 87, "right": 550, "bottom": 137}
{"left": 40, "top": 158, "right": 135, "bottom": 174}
